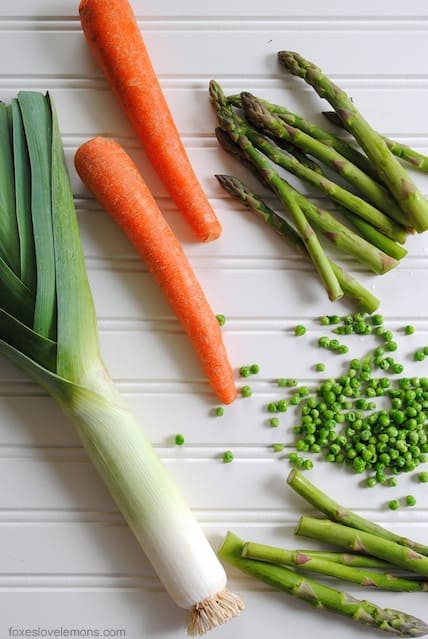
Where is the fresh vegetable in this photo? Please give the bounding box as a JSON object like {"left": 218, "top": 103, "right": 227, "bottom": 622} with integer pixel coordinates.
{"left": 271, "top": 550, "right": 393, "bottom": 569}
{"left": 218, "top": 532, "right": 428, "bottom": 637}
{"left": 323, "top": 110, "right": 428, "bottom": 172}
{"left": 242, "top": 541, "right": 428, "bottom": 591}
{"left": 215, "top": 174, "right": 380, "bottom": 312}
{"left": 278, "top": 51, "right": 428, "bottom": 233}
{"left": 0, "top": 92, "right": 243, "bottom": 635}
{"left": 242, "top": 114, "right": 407, "bottom": 261}
{"left": 278, "top": 320, "right": 428, "bottom": 482}
{"left": 210, "top": 81, "right": 343, "bottom": 302}
{"left": 295, "top": 325, "right": 306, "bottom": 336}
{"left": 296, "top": 517, "right": 428, "bottom": 577}
{"left": 74, "top": 136, "right": 237, "bottom": 405}
{"left": 226, "top": 93, "right": 377, "bottom": 177}
{"left": 287, "top": 469, "right": 428, "bottom": 556}
{"left": 240, "top": 91, "right": 409, "bottom": 235}
{"left": 79, "top": 0, "right": 221, "bottom": 242}
{"left": 214, "top": 126, "right": 399, "bottom": 277}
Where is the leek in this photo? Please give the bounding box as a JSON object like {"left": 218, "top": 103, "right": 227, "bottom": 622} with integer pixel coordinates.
{"left": 0, "top": 91, "right": 244, "bottom": 635}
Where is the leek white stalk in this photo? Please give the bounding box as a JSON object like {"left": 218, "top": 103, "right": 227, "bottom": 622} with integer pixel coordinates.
{"left": 0, "top": 92, "right": 244, "bottom": 635}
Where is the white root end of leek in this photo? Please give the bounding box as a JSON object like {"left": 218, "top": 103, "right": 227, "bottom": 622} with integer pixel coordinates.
{"left": 187, "top": 588, "right": 245, "bottom": 636}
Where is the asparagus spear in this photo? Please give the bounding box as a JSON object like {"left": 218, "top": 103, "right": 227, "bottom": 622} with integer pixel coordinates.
{"left": 240, "top": 91, "right": 409, "bottom": 236}
{"left": 296, "top": 517, "right": 428, "bottom": 577}
{"left": 219, "top": 532, "right": 428, "bottom": 637}
{"left": 240, "top": 114, "right": 404, "bottom": 255}
{"left": 276, "top": 139, "right": 325, "bottom": 174}
{"left": 215, "top": 125, "right": 397, "bottom": 276}
{"left": 278, "top": 51, "right": 428, "bottom": 233}
{"left": 287, "top": 469, "right": 428, "bottom": 557}
{"left": 216, "top": 174, "right": 380, "bottom": 313}
{"left": 209, "top": 81, "right": 343, "bottom": 301}
{"left": 287, "top": 550, "right": 392, "bottom": 569}
{"left": 323, "top": 110, "right": 428, "bottom": 173}
{"left": 242, "top": 541, "right": 428, "bottom": 592}
{"left": 227, "top": 93, "right": 377, "bottom": 178}
{"left": 286, "top": 151, "right": 407, "bottom": 261}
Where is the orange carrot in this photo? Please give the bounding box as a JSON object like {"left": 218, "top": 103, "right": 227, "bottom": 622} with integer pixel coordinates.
{"left": 75, "top": 136, "right": 237, "bottom": 405}
{"left": 79, "top": 0, "right": 221, "bottom": 243}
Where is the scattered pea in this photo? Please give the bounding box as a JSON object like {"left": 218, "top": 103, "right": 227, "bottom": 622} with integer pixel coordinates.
{"left": 215, "top": 407, "right": 224, "bottom": 417}
{"left": 405, "top": 495, "right": 416, "bottom": 507}
{"left": 295, "top": 325, "right": 306, "bottom": 336}
{"left": 404, "top": 325, "right": 415, "bottom": 335}
{"left": 302, "top": 459, "right": 314, "bottom": 471}
{"left": 239, "top": 366, "right": 251, "bottom": 378}
{"left": 272, "top": 443, "right": 284, "bottom": 453}
{"left": 216, "top": 314, "right": 226, "bottom": 326}
{"left": 175, "top": 434, "right": 185, "bottom": 446}
{"left": 241, "top": 385, "right": 252, "bottom": 398}
{"left": 418, "top": 471, "right": 428, "bottom": 483}
{"left": 315, "top": 363, "right": 326, "bottom": 372}
{"left": 222, "top": 450, "right": 234, "bottom": 463}
{"left": 250, "top": 364, "right": 260, "bottom": 374}
{"left": 388, "top": 499, "right": 400, "bottom": 511}
{"left": 270, "top": 417, "right": 280, "bottom": 428}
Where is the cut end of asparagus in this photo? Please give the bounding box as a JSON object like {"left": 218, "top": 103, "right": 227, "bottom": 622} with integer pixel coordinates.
{"left": 187, "top": 588, "right": 245, "bottom": 636}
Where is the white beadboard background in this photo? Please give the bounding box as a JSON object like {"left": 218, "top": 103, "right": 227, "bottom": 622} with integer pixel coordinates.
{"left": 1, "top": 1, "right": 428, "bottom": 638}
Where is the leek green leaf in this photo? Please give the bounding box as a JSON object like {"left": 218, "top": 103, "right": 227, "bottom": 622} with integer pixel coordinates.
{"left": 0, "top": 307, "right": 56, "bottom": 372}
{"left": 0, "top": 253, "right": 34, "bottom": 326}
{"left": 49, "top": 93, "right": 102, "bottom": 386}
{"left": 18, "top": 91, "right": 56, "bottom": 340}
{"left": 0, "top": 102, "right": 19, "bottom": 275}
{"left": 11, "top": 98, "right": 36, "bottom": 291}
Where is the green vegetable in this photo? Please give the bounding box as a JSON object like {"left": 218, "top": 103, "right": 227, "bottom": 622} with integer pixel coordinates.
{"left": 222, "top": 450, "right": 234, "bottom": 463}
{"left": 315, "top": 363, "right": 326, "bottom": 372}
{"left": 242, "top": 541, "right": 428, "bottom": 592}
{"left": 175, "top": 434, "right": 185, "bottom": 446}
{"left": 216, "top": 313, "right": 226, "bottom": 326}
{"left": 389, "top": 499, "right": 400, "bottom": 511}
{"left": 215, "top": 174, "right": 380, "bottom": 311}
{"left": 405, "top": 325, "right": 416, "bottom": 335}
{"left": 278, "top": 51, "right": 428, "bottom": 233}
{"left": 323, "top": 109, "right": 428, "bottom": 173}
{"left": 240, "top": 94, "right": 406, "bottom": 244}
{"left": 239, "top": 365, "right": 251, "bottom": 377}
{"left": 418, "top": 472, "right": 428, "bottom": 483}
{"left": 295, "top": 324, "right": 306, "bottom": 336}
{"left": 226, "top": 93, "right": 377, "bottom": 177}
{"left": 240, "top": 91, "right": 408, "bottom": 236}
{"left": 287, "top": 469, "right": 428, "bottom": 556}
{"left": 250, "top": 363, "right": 260, "bottom": 374}
{"left": 215, "top": 407, "right": 224, "bottom": 417}
{"left": 406, "top": 495, "right": 417, "bottom": 507}
{"left": 272, "top": 443, "right": 285, "bottom": 453}
{"left": 0, "top": 92, "right": 243, "bottom": 628}
{"left": 241, "top": 385, "right": 252, "bottom": 398}
{"left": 210, "top": 83, "right": 343, "bottom": 302}
{"left": 296, "top": 516, "right": 428, "bottom": 576}
{"left": 270, "top": 417, "right": 280, "bottom": 428}
{"left": 218, "top": 532, "right": 428, "bottom": 637}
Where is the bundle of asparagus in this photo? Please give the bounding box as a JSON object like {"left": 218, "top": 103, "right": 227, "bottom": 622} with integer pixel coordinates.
{"left": 210, "top": 52, "right": 428, "bottom": 309}
{"left": 218, "top": 470, "right": 428, "bottom": 636}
